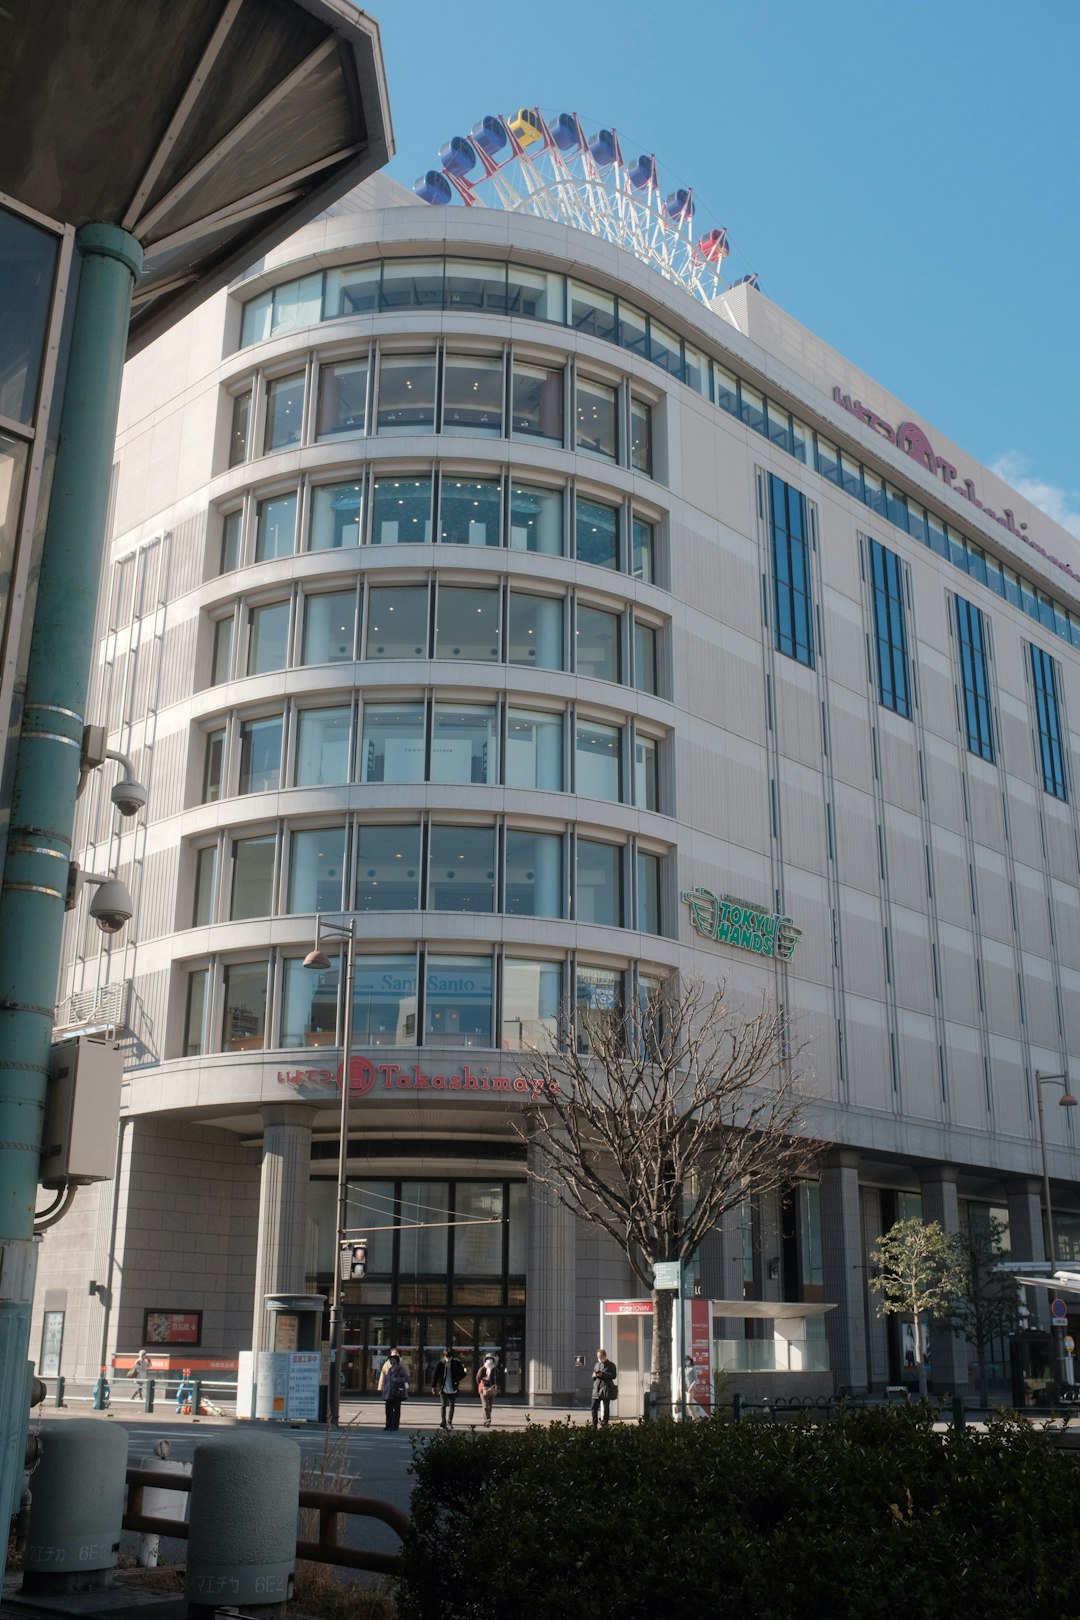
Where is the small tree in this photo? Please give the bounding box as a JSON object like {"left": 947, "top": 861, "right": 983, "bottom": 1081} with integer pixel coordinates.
{"left": 869, "top": 1218, "right": 966, "bottom": 1399}
{"left": 942, "top": 1213, "right": 1021, "bottom": 1408}
{"left": 518, "top": 979, "right": 818, "bottom": 1404}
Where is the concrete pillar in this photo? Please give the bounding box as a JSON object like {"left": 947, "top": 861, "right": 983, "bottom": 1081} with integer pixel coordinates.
{"left": 919, "top": 1163, "right": 968, "bottom": 1392}
{"left": 251, "top": 1108, "right": 316, "bottom": 1357}
{"left": 820, "top": 1150, "right": 869, "bottom": 1391}
{"left": 1008, "top": 1177, "right": 1050, "bottom": 1329}
{"left": 526, "top": 1138, "right": 576, "bottom": 1405}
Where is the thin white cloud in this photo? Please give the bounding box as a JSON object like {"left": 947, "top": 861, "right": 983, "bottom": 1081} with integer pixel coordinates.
{"left": 991, "top": 452, "right": 1080, "bottom": 541}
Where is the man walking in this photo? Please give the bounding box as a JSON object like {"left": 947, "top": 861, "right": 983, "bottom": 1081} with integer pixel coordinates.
{"left": 130, "top": 1349, "right": 151, "bottom": 1399}
{"left": 476, "top": 1355, "right": 499, "bottom": 1427}
{"left": 591, "top": 1348, "right": 617, "bottom": 1427}
{"left": 431, "top": 1347, "right": 466, "bottom": 1429}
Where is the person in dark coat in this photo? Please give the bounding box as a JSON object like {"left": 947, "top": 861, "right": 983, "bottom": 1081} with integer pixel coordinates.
{"left": 432, "top": 1347, "right": 467, "bottom": 1429}
{"left": 591, "top": 1348, "right": 617, "bottom": 1427}
{"left": 381, "top": 1352, "right": 409, "bottom": 1429}
{"left": 476, "top": 1355, "right": 500, "bottom": 1426}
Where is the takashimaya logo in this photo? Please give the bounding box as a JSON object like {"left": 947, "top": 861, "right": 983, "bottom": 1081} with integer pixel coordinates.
{"left": 682, "top": 888, "right": 802, "bottom": 962}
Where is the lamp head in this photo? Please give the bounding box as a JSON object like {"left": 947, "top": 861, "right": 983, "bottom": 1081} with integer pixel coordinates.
{"left": 1061, "top": 1093, "right": 1078, "bottom": 1108}
{"left": 303, "top": 948, "right": 332, "bottom": 971}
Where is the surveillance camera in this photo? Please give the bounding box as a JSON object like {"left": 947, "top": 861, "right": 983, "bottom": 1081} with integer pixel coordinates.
{"left": 110, "top": 778, "right": 147, "bottom": 817}
{"left": 88, "top": 878, "right": 134, "bottom": 934}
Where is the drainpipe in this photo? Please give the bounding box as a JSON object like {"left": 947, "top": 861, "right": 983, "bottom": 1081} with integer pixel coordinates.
{"left": 0, "top": 223, "right": 142, "bottom": 1562}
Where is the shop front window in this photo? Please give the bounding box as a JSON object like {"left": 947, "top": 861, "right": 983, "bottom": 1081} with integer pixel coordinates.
{"left": 424, "top": 954, "right": 493, "bottom": 1047}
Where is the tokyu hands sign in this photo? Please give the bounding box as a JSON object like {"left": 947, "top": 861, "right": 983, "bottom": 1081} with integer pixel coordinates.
{"left": 682, "top": 888, "right": 802, "bottom": 962}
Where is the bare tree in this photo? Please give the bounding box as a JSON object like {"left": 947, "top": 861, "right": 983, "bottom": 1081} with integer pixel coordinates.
{"left": 517, "top": 979, "right": 818, "bottom": 1404}
{"left": 942, "top": 1213, "right": 1021, "bottom": 1408}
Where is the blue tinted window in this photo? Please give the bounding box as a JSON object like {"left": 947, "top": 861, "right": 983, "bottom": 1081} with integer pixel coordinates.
{"left": 768, "top": 474, "right": 814, "bottom": 668}
{"left": 955, "top": 597, "right": 995, "bottom": 762}
{"left": 1030, "top": 644, "right": 1068, "bottom": 800}
{"left": 868, "top": 539, "right": 911, "bottom": 719}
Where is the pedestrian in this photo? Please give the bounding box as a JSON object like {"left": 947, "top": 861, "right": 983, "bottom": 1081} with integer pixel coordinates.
{"left": 175, "top": 1366, "right": 194, "bottom": 1414}
{"left": 432, "top": 1346, "right": 466, "bottom": 1429}
{"left": 129, "top": 1349, "right": 151, "bottom": 1399}
{"left": 376, "top": 1346, "right": 401, "bottom": 1394}
{"left": 591, "top": 1348, "right": 617, "bottom": 1427}
{"left": 381, "top": 1352, "right": 409, "bottom": 1430}
{"left": 476, "top": 1354, "right": 499, "bottom": 1426}
{"left": 682, "top": 1355, "right": 702, "bottom": 1419}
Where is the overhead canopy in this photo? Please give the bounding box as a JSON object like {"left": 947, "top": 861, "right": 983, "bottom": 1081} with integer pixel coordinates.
{"left": 0, "top": 0, "right": 393, "bottom": 353}
{"left": 711, "top": 1301, "right": 836, "bottom": 1319}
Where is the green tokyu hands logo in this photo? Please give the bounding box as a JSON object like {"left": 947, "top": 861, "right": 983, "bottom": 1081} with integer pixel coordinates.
{"left": 682, "top": 888, "right": 802, "bottom": 962}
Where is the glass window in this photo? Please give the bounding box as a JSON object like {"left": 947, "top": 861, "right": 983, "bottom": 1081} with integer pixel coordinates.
{"left": 0, "top": 206, "right": 57, "bottom": 424}
{"left": 868, "top": 538, "right": 911, "bottom": 719}
{"left": 505, "top": 829, "right": 563, "bottom": 918}
{"left": 576, "top": 962, "right": 622, "bottom": 1053}
{"left": 1031, "top": 644, "right": 1067, "bottom": 800}
{"left": 424, "top": 954, "right": 493, "bottom": 1047}
{"left": 203, "top": 727, "right": 225, "bottom": 803}
{"left": 310, "top": 481, "right": 363, "bottom": 550}
{"left": 238, "top": 714, "right": 283, "bottom": 793}
{"left": 576, "top": 497, "right": 618, "bottom": 569}
{"left": 222, "top": 960, "right": 269, "bottom": 1051}
{"left": 506, "top": 706, "right": 563, "bottom": 791}
{"left": 739, "top": 382, "right": 766, "bottom": 435}
{"left": 440, "top": 478, "right": 502, "bottom": 546}
{"left": 431, "top": 704, "right": 498, "bottom": 784}
{"left": 377, "top": 353, "right": 437, "bottom": 433}
{"left": 509, "top": 483, "right": 563, "bottom": 554}
{"left": 683, "top": 342, "right": 708, "bottom": 397}
{"left": 576, "top": 376, "right": 617, "bottom": 459}
{"left": 618, "top": 302, "right": 648, "bottom": 357}
{"left": 632, "top": 517, "right": 655, "bottom": 582}
{"left": 630, "top": 398, "right": 652, "bottom": 474}
{"left": 634, "top": 734, "right": 659, "bottom": 811}
{"left": 192, "top": 845, "right": 218, "bottom": 927}
{"left": 511, "top": 362, "right": 563, "bottom": 444}
{"left": 955, "top": 596, "right": 995, "bottom": 763}
{"left": 634, "top": 620, "right": 658, "bottom": 694}
{"left": 637, "top": 850, "right": 661, "bottom": 934}
{"left": 815, "top": 436, "right": 840, "bottom": 485}
{"left": 768, "top": 473, "right": 814, "bottom": 668}
{"left": 229, "top": 389, "right": 252, "bottom": 466}
{"left": 287, "top": 826, "right": 347, "bottom": 913}
{"left": 577, "top": 840, "right": 622, "bottom": 926}
{"left": 434, "top": 587, "right": 500, "bottom": 662}
{"left": 365, "top": 584, "right": 429, "bottom": 659}
{"left": 302, "top": 591, "right": 355, "bottom": 665}
{"left": 428, "top": 826, "right": 496, "bottom": 912}
{"left": 361, "top": 702, "right": 426, "bottom": 783}
{"left": 295, "top": 706, "right": 351, "bottom": 787}
{"left": 648, "top": 319, "right": 682, "bottom": 379}
{"left": 791, "top": 417, "right": 812, "bottom": 466}
{"left": 380, "top": 260, "right": 444, "bottom": 309}
{"left": 354, "top": 952, "right": 419, "bottom": 1044}
{"left": 211, "top": 616, "right": 233, "bottom": 685}
{"left": 280, "top": 956, "right": 338, "bottom": 1047}
{"left": 444, "top": 259, "right": 507, "bottom": 312}
{"left": 767, "top": 400, "right": 793, "bottom": 455}
{"left": 317, "top": 358, "right": 368, "bottom": 438}
{"left": 863, "top": 467, "right": 887, "bottom": 519}
{"left": 355, "top": 824, "right": 422, "bottom": 911}
{"left": 575, "top": 718, "right": 621, "bottom": 801}
{"left": 502, "top": 959, "right": 561, "bottom": 1051}
{"left": 714, "top": 362, "right": 738, "bottom": 415}
{"left": 570, "top": 282, "right": 617, "bottom": 341}
{"left": 231, "top": 834, "right": 276, "bottom": 920}
{"left": 442, "top": 354, "right": 504, "bottom": 435}
{"left": 255, "top": 492, "right": 297, "bottom": 561}
{"left": 240, "top": 289, "right": 272, "bottom": 346}
{"left": 270, "top": 272, "right": 322, "bottom": 335}
{"left": 247, "top": 601, "right": 290, "bottom": 675}
{"left": 506, "top": 264, "right": 564, "bottom": 321}
{"left": 839, "top": 452, "right": 862, "bottom": 500}
{"left": 264, "top": 372, "right": 305, "bottom": 452}
{"left": 885, "top": 482, "right": 909, "bottom": 532}
{"left": 508, "top": 592, "right": 564, "bottom": 671}
{"left": 324, "top": 262, "right": 380, "bottom": 317}
{"left": 576, "top": 603, "right": 620, "bottom": 681}
{"left": 403, "top": 1180, "right": 451, "bottom": 1278}
{"left": 184, "top": 969, "right": 208, "bottom": 1057}
{"left": 221, "top": 508, "right": 243, "bottom": 573}
{"left": 371, "top": 476, "right": 432, "bottom": 544}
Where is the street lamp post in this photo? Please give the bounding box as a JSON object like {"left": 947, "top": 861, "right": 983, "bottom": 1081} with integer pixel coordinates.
{"left": 1034, "top": 1069, "right": 1078, "bottom": 1392}
{"left": 304, "top": 914, "right": 358, "bottom": 1428}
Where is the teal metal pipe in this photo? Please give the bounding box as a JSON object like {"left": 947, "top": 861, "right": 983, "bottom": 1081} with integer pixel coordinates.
{"left": 0, "top": 221, "right": 142, "bottom": 1558}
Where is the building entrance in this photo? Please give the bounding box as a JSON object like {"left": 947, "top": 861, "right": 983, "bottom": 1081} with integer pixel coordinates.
{"left": 343, "top": 1310, "right": 525, "bottom": 1396}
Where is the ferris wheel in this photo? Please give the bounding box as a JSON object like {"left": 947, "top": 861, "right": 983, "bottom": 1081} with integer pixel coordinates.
{"left": 413, "top": 107, "right": 756, "bottom": 308}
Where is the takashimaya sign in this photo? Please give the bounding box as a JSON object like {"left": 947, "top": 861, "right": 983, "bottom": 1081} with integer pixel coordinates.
{"left": 682, "top": 888, "right": 802, "bottom": 962}
{"left": 276, "top": 1054, "right": 554, "bottom": 1100}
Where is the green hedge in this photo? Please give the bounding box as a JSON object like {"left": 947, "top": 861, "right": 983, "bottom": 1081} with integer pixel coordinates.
{"left": 400, "top": 1408, "right": 1080, "bottom": 1619}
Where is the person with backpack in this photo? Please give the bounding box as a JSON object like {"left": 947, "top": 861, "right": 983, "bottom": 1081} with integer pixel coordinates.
{"left": 380, "top": 1351, "right": 409, "bottom": 1430}
{"left": 476, "top": 1354, "right": 500, "bottom": 1427}
{"left": 431, "top": 1347, "right": 466, "bottom": 1429}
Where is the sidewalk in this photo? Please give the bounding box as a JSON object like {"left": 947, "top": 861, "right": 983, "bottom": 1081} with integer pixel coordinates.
{"left": 35, "top": 1391, "right": 602, "bottom": 1431}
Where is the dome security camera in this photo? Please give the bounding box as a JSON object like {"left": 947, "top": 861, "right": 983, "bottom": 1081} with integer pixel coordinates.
{"left": 110, "top": 777, "right": 147, "bottom": 817}
{"left": 88, "top": 877, "right": 134, "bottom": 934}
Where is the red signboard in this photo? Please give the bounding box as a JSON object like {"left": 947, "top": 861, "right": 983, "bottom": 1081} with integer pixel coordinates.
{"left": 603, "top": 1300, "right": 654, "bottom": 1315}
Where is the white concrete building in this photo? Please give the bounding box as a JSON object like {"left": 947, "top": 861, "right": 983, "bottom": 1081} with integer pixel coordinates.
{"left": 34, "top": 170, "right": 1080, "bottom": 1404}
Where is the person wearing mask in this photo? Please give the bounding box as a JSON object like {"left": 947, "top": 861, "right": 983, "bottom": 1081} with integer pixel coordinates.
{"left": 380, "top": 1352, "right": 409, "bottom": 1430}
{"left": 591, "top": 1348, "right": 618, "bottom": 1428}
{"left": 476, "top": 1354, "right": 500, "bottom": 1427}
{"left": 432, "top": 1347, "right": 467, "bottom": 1429}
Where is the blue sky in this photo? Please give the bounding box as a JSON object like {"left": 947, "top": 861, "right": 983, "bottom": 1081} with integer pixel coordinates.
{"left": 373, "top": 0, "right": 1079, "bottom": 540}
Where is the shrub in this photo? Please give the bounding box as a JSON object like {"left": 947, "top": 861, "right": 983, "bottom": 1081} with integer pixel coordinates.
{"left": 400, "top": 1408, "right": 1080, "bottom": 1619}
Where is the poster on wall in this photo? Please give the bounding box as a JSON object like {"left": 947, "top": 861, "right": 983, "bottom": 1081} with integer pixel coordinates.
{"left": 40, "top": 1310, "right": 64, "bottom": 1376}
{"left": 142, "top": 1310, "right": 203, "bottom": 1346}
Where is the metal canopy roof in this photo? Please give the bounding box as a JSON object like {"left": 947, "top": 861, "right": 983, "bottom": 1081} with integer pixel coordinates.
{"left": 0, "top": 0, "right": 393, "bottom": 353}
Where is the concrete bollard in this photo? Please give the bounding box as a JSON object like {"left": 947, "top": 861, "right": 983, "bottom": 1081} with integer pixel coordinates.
{"left": 22, "top": 1419, "right": 127, "bottom": 1593}
{"left": 186, "top": 1432, "right": 301, "bottom": 1619}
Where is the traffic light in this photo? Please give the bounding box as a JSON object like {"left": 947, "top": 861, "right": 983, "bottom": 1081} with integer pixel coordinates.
{"left": 341, "top": 1239, "right": 367, "bottom": 1280}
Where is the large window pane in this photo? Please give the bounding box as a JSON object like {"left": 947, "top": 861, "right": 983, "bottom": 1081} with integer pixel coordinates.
{"left": 434, "top": 587, "right": 500, "bottom": 662}
{"left": 247, "top": 601, "right": 290, "bottom": 675}
{"left": 511, "top": 362, "right": 563, "bottom": 443}
{"left": 203, "top": 727, "right": 225, "bottom": 802}
{"left": 371, "top": 476, "right": 432, "bottom": 544}
{"left": 317, "top": 358, "right": 368, "bottom": 438}
{"left": 211, "top": 617, "right": 233, "bottom": 685}
{"left": 264, "top": 373, "right": 305, "bottom": 452}
{"left": 445, "top": 259, "right": 507, "bottom": 312}
{"left": 634, "top": 734, "right": 659, "bottom": 811}
{"left": 310, "top": 482, "right": 363, "bottom": 550}
{"left": 505, "top": 829, "right": 563, "bottom": 917}
{"left": 576, "top": 497, "right": 618, "bottom": 569}
{"left": 575, "top": 377, "right": 617, "bottom": 459}
{"left": 634, "top": 620, "right": 658, "bottom": 693}
{"left": 506, "top": 708, "right": 563, "bottom": 790}
{"left": 429, "top": 826, "right": 496, "bottom": 912}
{"left": 632, "top": 517, "right": 654, "bottom": 582}
{"left": 222, "top": 960, "right": 269, "bottom": 1051}
{"left": 630, "top": 398, "right": 652, "bottom": 474}
{"left": 231, "top": 834, "right": 276, "bottom": 920}
{"left": 508, "top": 592, "right": 564, "bottom": 670}
{"left": 287, "top": 827, "right": 347, "bottom": 913}
{"left": 442, "top": 354, "right": 503, "bottom": 435}
{"left": 506, "top": 264, "right": 564, "bottom": 321}
{"left": 255, "top": 493, "right": 297, "bottom": 561}
{"left": 440, "top": 478, "right": 502, "bottom": 545}
{"left": 355, "top": 824, "right": 422, "bottom": 911}
{"left": 637, "top": 850, "right": 661, "bottom": 934}
{"left": 354, "top": 953, "right": 419, "bottom": 1044}
{"left": 0, "top": 206, "right": 59, "bottom": 424}
{"left": 361, "top": 702, "right": 426, "bottom": 783}
{"left": 509, "top": 483, "right": 563, "bottom": 554}
{"left": 618, "top": 302, "right": 648, "bottom": 357}
{"left": 239, "top": 715, "right": 282, "bottom": 793}
{"left": 241, "top": 290, "right": 271, "bottom": 346}
{"left": 302, "top": 591, "right": 355, "bottom": 664}
{"left": 570, "top": 282, "right": 617, "bottom": 341}
{"left": 229, "top": 390, "right": 251, "bottom": 466}
{"left": 576, "top": 603, "right": 620, "bottom": 680}
{"left": 431, "top": 705, "right": 498, "bottom": 784}
{"left": 280, "top": 956, "right": 339, "bottom": 1047}
{"left": 325, "top": 262, "right": 380, "bottom": 316}
{"left": 769, "top": 473, "right": 814, "bottom": 668}
{"left": 577, "top": 840, "right": 622, "bottom": 925}
{"left": 295, "top": 707, "right": 351, "bottom": 786}
{"left": 576, "top": 963, "right": 622, "bottom": 1054}
{"left": 575, "top": 718, "right": 621, "bottom": 801}
{"left": 401, "top": 1181, "right": 450, "bottom": 1278}
{"left": 380, "top": 261, "right": 444, "bottom": 309}
{"left": 184, "top": 969, "right": 208, "bottom": 1057}
{"left": 221, "top": 508, "right": 243, "bottom": 573}
{"left": 502, "top": 959, "right": 561, "bottom": 1051}
{"left": 365, "top": 585, "right": 429, "bottom": 658}
{"left": 425, "top": 954, "right": 493, "bottom": 1047}
{"left": 454, "top": 1183, "right": 503, "bottom": 1278}
{"left": 270, "top": 272, "right": 322, "bottom": 335}
{"left": 377, "top": 353, "right": 437, "bottom": 433}
{"left": 649, "top": 319, "right": 682, "bottom": 379}
{"left": 192, "top": 845, "right": 218, "bottom": 927}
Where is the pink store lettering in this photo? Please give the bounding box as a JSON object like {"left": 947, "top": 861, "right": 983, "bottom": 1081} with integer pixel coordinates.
{"left": 278, "top": 1053, "right": 554, "bottom": 1100}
